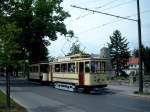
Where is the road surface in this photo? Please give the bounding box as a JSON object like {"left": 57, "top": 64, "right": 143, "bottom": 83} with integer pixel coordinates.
{"left": 0, "top": 77, "right": 150, "bottom": 112}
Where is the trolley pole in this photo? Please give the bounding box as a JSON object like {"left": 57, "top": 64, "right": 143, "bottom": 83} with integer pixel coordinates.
{"left": 137, "top": 0, "right": 143, "bottom": 93}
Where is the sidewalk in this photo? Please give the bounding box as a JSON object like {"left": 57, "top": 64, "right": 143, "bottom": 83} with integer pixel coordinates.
{"left": 107, "top": 84, "right": 150, "bottom": 99}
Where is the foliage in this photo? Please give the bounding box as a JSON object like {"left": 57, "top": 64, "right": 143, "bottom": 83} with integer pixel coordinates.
{"left": 0, "top": 17, "right": 21, "bottom": 68}
{"left": 132, "top": 45, "right": 145, "bottom": 57}
{"left": 1, "top": 0, "right": 73, "bottom": 63}
{"left": 67, "top": 40, "right": 85, "bottom": 55}
{"left": 0, "top": 0, "right": 11, "bottom": 15}
{"left": 108, "top": 30, "right": 130, "bottom": 76}
{"left": 48, "top": 55, "right": 55, "bottom": 62}
{"left": 132, "top": 46, "right": 150, "bottom": 75}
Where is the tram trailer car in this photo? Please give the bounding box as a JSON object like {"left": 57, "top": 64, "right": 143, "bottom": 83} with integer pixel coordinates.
{"left": 29, "top": 54, "right": 109, "bottom": 92}
{"left": 29, "top": 63, "right": 52, "bottom": 84}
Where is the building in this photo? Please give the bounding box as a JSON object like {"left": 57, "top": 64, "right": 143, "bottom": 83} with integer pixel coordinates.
{"left": 124, "top": 57, "right": 144, "bottom": 75}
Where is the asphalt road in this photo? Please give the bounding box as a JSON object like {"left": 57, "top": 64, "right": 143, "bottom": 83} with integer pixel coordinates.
{"left": 0, "top": 77, "right": 150, "bottom": 112}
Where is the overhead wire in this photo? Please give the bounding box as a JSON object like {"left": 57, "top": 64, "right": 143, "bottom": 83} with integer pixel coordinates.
{"left": 95, "top": 0, "right": 120, "bottom": 9}
{"left": 99, "top": 0, "right": 136, "bottom": 12}
{"left": 75, "top": 9, "right": 150, "bottom": 35}
{"left": 74, "top": 0, "right": 103, "bottom": 6}
{"left": 70, "top": 0, "right": 120, "bottom": 21}
{"left": 70, "top": 0, "right": 135, "bottom": 22}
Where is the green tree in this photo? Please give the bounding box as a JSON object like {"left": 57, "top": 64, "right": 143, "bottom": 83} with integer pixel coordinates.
{"left": 144, "top": 46, "right": 150, "bottom": 75}
{"left": 0, "top": 17, "right": 21, "bottom": 65}
{"left": 133, "top": 46, "right": 150, "bottom": 75}
{"left": 2, "top": 0, "right": 73, "bottom": 63}
{"left": 132, "top": 45, "right": 145, "bottom": 58}
{"left": 0, "top": 0, "right": 11, "bottom": 15}
{"left": 67, "top": 40, "right": 85, "bottom": 55}
{"left": 108, "top": 30, "right": 130, "bottom": 76}
{"left": 0, "top": 17, "right": 22, "bottom": 108}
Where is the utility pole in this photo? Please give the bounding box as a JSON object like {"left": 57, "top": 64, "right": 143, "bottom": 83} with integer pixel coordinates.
{"left": 137, "top": 0, "right": 143, "bottom": 93}
{"left": 71, "top": 0, "right": 143, "bottom": 92}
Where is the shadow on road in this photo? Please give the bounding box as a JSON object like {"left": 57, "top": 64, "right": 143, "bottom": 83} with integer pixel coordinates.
{"left": 85, "top": 88, "right": 116, "bottom": 95}
{"left": 0, "top": 76, "right": 116, "bottom": 95}
{"left": 0, "top": 76, "right": 41, "bottom": 87}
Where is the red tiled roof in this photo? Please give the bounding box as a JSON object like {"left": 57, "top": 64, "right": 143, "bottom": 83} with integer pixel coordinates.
{"left": 127, "top": 57, "right": 139, "bottom": 65}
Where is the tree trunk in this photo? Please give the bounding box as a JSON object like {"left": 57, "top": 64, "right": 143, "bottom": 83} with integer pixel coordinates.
{"left": 6, "top": 66, "right": 10, "bottom": 109}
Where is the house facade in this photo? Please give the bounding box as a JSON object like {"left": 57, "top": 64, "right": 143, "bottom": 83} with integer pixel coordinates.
{"left": 124, "top": 57, "right": 144, "bottom": 76}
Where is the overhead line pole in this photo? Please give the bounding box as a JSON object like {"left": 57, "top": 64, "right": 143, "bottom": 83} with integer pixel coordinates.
{"left": 71, "top": 2, "right": 143, "bottom": 92}
{"left": 137, "top": 0, "right": 143, "bottom": 93}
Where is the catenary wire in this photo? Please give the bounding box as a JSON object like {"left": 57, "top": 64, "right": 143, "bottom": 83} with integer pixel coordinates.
{"left": 70, "top": 0, "right": 135, "bottom": 22}
{"left": 75, "top": 9, "right": 150, "bottom": 35}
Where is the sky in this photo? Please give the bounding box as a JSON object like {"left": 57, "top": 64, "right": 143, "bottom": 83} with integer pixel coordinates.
{"left": 48, "top": 0, "right": 150, "bottom": 57}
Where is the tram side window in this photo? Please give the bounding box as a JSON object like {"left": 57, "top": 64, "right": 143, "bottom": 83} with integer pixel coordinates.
{"left": 101, "top": 62, "right": 106, "bottom": 73}
{"left": 29, "top": 67, "right": 32, "bottom": 72}
{"left": 96, "top": 62, "right": 101, "bottom": 73}
{"left": 61, "top": 63, "right": 67, "bottom": 72}
{"left": 55, "top": 64, "right": 60, "bottom": 72}
{"left": 30, "top": 66, "right": 38, "bottom": 72}
{"left": 91, "top": 61, "right": 96, "bottom": 73}
{"left": 91, "top": 61, "right": 101, "bottom": 73}
{"left": 40, "top": 64, "right": 49, "bottom": 73}
{"left": 68, "top": 63, "right": 75, "bottom": 72}
{"left": 85, "top": 62, "right": 90, "bottom": 73}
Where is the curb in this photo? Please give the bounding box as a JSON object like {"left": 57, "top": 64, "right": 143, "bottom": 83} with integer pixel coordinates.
{"left": 129, "top": 93, "right": 150, "bottom": 99}
{"left": 117, "top": 92, "right": 150, "bottom": 100}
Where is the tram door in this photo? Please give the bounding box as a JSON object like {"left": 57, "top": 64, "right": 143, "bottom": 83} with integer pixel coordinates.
{"left": 79, "top": 62, "right": 84, "bottom": 85}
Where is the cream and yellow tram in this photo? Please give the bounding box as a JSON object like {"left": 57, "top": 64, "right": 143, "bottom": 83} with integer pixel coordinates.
{"left": 28, "top": 54, "right": 108, "bottom": 92}
{"left": 29, "top": 63, "right": 51, "bottom": 83}
{"left": 52, "top": 54, "right": 108, "bottom": 92}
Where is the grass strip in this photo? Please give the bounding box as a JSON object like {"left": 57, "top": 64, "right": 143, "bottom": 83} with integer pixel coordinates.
{"left": 0, "top": 90, "right": 26, "bottom": 112}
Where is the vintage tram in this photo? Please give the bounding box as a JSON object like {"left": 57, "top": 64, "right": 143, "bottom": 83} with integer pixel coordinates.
{"left": 29, "top": 53, "right": 109, "bottom": 92}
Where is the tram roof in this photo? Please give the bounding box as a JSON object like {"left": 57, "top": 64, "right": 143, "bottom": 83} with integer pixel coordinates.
{"left": 53, "top": 53, "right": 107, "bottom": 63}
{"left": 29, "top": 54, "right": 108, "bottom": 65}
{"left": 30, "top": 62, "right": 49, "bottom": 66}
